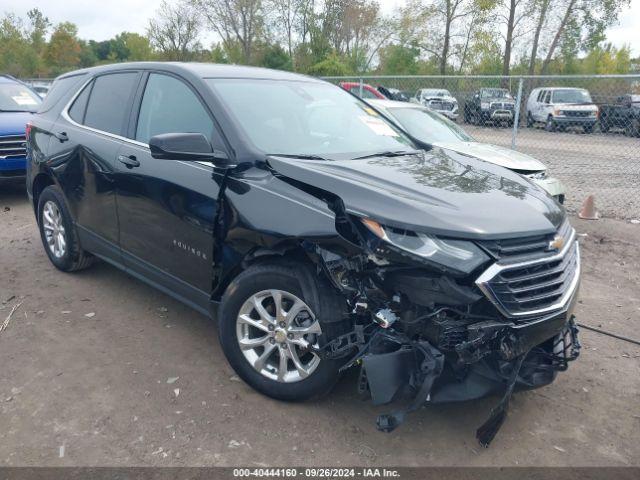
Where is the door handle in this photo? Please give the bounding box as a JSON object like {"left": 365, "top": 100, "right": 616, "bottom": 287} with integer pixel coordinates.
{"left": 117, "top": 154, "right": 140, "bottom": 168}
{"left": 55, "top": 131, "right": 69, "bottom": 142}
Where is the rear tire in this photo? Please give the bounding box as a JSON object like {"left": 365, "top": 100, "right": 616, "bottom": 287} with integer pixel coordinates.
{"left": 218, "top": 262, "right": 347, "bottom": 401}
{"left": 37, "top": 186, "right": 94, "bottom": 272}
{"left": 583, "top": 124, "right": 594, "bottom": 134}
{"left": 526, "top": 112, "right": 534, "bottom": 128}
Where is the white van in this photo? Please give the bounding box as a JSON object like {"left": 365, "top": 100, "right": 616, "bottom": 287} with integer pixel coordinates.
{"left": 526, "top": 87, "right": 598, "bottom": 133}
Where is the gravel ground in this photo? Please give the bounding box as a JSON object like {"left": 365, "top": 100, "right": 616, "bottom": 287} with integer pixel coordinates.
{"left": 465, "top": 125, "right": 640, "bottom": 219}
{"left": 1, "top": 184, "right": 639, "bottom": 467}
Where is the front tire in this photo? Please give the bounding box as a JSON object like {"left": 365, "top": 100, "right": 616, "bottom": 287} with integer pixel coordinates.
{"left": 37, "top": 186, "right": 94, "bottom": 272}
{"left": 545, "top": 116, "right": 556, "bottom": 132}
{"left": 625, "top": 119, "right": 639, "bottom": 137}
{"left": 218, "top": 262, "right": 346, "bottom": 401}
{"left": 526, "top": 112, "right": 534, "bottom": 128}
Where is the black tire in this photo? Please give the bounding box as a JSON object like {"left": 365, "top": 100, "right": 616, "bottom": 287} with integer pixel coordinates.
{"left": 600, "top": 117, "right": 609, "bottom": 133}
{"left": 583, "top": 124, "right": 594, "bottom": 134}
{"left": 545, "top": 116, "right": 556, "bottom": 132}
{"left": 463, "top": 107, "right": 471, "bottom": 124}
{"left": 625, "top": 119, "right": 639, "bottom": 137}
{"left": 218, "top": 262, "right": 347, "bottom": 402}
{"left": 37, "top": 185, "right": 94, "bottom": 272}
{"left": 526, "top": 112, "right": 534, "bottom": 128}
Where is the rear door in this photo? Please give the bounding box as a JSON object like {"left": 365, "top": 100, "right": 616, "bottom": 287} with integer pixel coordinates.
{"left": 49, "top": 71, "right": 141, "bottom": 256}
{"left": 113, "top": 71, "right": 227, "bottom": 313}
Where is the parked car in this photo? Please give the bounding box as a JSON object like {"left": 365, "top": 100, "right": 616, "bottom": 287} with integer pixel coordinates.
{"left": 26, "top": 63, "right": 581, "bottom": 445}
{"left": 376, "top": 86, "right": 410, "bottom": 102}
{"left": 338, "top": 81, "right": 385, "bottom": 99}
{"left": 464, "top": 88, "right": 515, "bottom": 126}
{"left": 526, "top": 87, "right": 598, "bottom": 133}
{"left": 0, "top": 74, "right": 42, "bottom": 184}
{"left": 30, "top": 84, "right": 51, "bottom": 98}
{"left": 599, "top": 94, "right": 640, "bottom": 137}
{"left": 412, "top": 88, "right": 459, "bottom": 121}
{"left": 368, "top": 99, "right": 566, "bottom": 203}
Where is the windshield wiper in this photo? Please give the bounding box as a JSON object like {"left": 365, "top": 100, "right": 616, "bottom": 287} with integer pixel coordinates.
{"left": 267, "top": 153, "right": 330, "bottom": 161}
{"left": 0, "top": 109, "right": 34, "bottom": 113}
{"left": 352, "top": 149, "right": 422, "bottom": 160}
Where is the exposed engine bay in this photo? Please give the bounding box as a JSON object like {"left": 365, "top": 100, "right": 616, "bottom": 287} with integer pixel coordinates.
{"left": 305, "top": 201, "right": 582, "bottom": 447}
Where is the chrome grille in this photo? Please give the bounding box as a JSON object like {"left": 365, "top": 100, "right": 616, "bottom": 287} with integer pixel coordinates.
{"left": 476, "top": 226, "right": 580, "bottom": 318}
{"left": 0, "top": 135, "right": 27, "bottom": 159}
{"left": 479, "top": 220, "right": 572, "bottom": 260}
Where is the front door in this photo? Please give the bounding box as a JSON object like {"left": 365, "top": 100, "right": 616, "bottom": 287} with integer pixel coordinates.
{"left": 113, "top": 72, "right": 226, "bottom": 313}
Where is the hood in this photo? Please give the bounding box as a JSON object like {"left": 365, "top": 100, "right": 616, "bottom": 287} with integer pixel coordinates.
{"left": 554, "top": 103, "right": 598, "bottom": 111}
{"left": 425, "top": 95, "right": 457, "bottom": 103}
{"left": 432, "top": 142, "right": 546, "bottom": 172}
{"left": 0, "top": 111, "right": 33, "bottom": 136}
{"left": 484, "top": 97, "right": 515, "bottom": 104}
{"left": 267, "top": 148, "right": 564, "bottom": 240}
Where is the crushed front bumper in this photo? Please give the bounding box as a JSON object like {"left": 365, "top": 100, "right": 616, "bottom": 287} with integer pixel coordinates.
{"left": 534, "top": 176, "right": 566, "bottom": 202}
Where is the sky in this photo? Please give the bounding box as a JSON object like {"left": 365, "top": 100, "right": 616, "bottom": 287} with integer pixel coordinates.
{"left": 1, "top": 0, "right": 639, "bottom": 56}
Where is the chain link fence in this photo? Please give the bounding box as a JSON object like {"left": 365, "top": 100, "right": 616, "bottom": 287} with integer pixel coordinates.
{"left": 323, "top": 75, "right": 640, "bottom": 220}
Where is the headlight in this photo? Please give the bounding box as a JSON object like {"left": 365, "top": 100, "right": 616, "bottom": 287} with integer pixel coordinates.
{"left": 361, "top": 219, "right": 489, "bottom": 274}
{"left": 526, "top": 170, "right": 547, "bottom": 180}
{"left": 481, "top": 102, "right": 490, "bottom": 109}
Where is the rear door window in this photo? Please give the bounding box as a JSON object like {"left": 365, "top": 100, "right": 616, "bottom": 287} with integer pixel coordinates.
{"left": 68, "top": 82, "right": 92, "bottom": 124}
{"left": 83, "top": 72, "right": 139, "bottom": 136}
{"left": 37, "top": 74, "right": 86, "bottom": 113}
{"left": 134, "top": 73, "right": 214, "bottom": 144}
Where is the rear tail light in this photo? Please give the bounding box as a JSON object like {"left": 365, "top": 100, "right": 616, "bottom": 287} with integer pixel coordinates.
{"left": 25, "top": 122, "right": 32, "bottom": 140}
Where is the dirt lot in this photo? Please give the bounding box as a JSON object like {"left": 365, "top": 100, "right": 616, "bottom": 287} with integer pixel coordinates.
{"left": 466, "top": 125, "right": 640, "bottom": 219}
{"left": 1, "top": 184, "right": 639, "bottom": 467}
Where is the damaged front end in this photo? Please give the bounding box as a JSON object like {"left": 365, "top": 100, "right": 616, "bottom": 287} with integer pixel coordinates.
{"left": 310, "top": 209, "right": 582, "bottom": 447}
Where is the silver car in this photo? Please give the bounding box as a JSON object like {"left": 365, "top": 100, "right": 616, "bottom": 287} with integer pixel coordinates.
{"left": 368, "top": 99, "right": 566, "bottom": 203}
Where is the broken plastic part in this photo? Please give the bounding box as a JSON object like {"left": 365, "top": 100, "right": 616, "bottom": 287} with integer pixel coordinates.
{"left": 374, "top": 308, "right": 398, "bottom": 328}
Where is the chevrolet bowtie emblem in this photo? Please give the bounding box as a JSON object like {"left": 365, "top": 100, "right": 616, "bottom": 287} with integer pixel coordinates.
{"left": 549, "top": 235, "right": 565, "bottom": 251}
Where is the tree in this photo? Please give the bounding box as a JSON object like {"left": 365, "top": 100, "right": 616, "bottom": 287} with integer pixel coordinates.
{"left": 378, "top": 44, "right": 420, "bottom": 75}
{"left": 498, "top": 0, "right": 532, "bottom": 78}
{"left": 195, "top": 0, "right": 264, "bottom": 64}
{"left": 44, "top": 22, "right": 82, "bottom": 76}
{"left": 540, "top": 0, "right": 630, "bottom": 74}
{"left": 527, "top": 0, "right": 550, "bottom": 74}
{"left": 147, "top": 0, "right": 202, "bottom": 61}
{"left": 118, "top": 32, "right": 153, "bottom": 61}
{"left": 268, "top": 0, "right": 305, "bottom": 66}
{"left": 261, "top": 43, "right": 293, "bottom": 70}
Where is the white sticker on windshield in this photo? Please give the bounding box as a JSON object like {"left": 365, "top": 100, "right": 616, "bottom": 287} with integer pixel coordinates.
{"left": 359, "top": 116, "right": 398, "bottom": 136}
{"left": 12, "top": 94, "right": 37, "bottom": 106}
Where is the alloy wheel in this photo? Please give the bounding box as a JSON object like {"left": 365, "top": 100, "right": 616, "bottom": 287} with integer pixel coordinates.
{"left": 236, "top": 289, "right": 322, "bottom": 383}
{"left": 42, "top": 200, "right": 66, "bottom": 258}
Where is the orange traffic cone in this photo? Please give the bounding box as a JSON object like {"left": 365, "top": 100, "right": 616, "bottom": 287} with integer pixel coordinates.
{"left": 578, "top": 194, "right": 599, "bottom": 220}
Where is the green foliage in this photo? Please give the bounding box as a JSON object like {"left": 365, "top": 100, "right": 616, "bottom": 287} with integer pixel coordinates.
{"left": 260, "top": 44, "right": 293, "bottom": 71}
{"left": 0, "top": 2, "right": 634, "bottom": 79}
{"left": 306, "top": 53, "right": 350, "bottom": 76}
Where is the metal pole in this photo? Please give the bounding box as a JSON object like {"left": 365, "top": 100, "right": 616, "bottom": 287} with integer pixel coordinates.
{"left": 511, "top": 77, "right": 523, "bottom": 150}
{"left": 359, "top": 78, "right": 364, "bottom": 98}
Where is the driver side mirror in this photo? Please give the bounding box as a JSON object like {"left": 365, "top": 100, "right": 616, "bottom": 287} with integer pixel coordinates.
{"left": 149, "top": 133, "right": 228, "bottom": 162}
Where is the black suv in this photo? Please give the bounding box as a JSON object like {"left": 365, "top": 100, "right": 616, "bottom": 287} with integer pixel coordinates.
{"left": 26, "top": 63, "right": 580, "bottom": 445}
{"left": 464, "top": 88, "right": 516, "bottom": 127}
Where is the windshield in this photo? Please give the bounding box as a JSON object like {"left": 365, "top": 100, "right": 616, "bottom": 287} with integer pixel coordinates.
{"left": 481, "top": 89, "right": 512, "bottom": 99}
{"left": 552, "top": 89, "right": 592, "bottom": 104}
{"left": 0, "top": 83, "right": 42, "bottom": 112}
{"left": 388, "top": 107, "right": 475, "bottom": 144}
{"left": 207, "top": 79, "right": 413, "bottom": 159}
{"left": 422, "top": 89, "right": 450, "bottom": 98}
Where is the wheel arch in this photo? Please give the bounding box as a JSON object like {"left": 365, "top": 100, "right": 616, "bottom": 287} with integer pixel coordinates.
{"left": 31, "top": 173, "right": 56, "bottom": 221}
